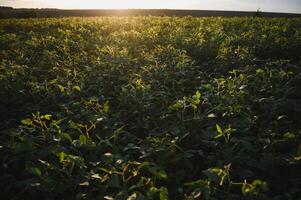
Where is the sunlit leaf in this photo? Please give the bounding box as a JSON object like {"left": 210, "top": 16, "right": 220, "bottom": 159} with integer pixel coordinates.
{"left": 79, "top": 135, "right": 87, "bottom": 145}
{"left": 91, "top": 174, "right": 102, "bottom": 180}
{"left": 195, "top": 90, "right": 201, "bottom": 99}
{"left": 103, "top": 101, "right": 110, "bottom": 113}
{"left": 44, "top": 114, "right": 52, "bottom": 120}
{"left": 73, "top": 85, "right": 81, "bottom": 91}
{"left": 79, "top": 181, "right": 89, "bottom": 186}
{"left": 21, "top": 118, "right": 32, "bottom": 125}
{"left": 208, "top": 113, "right": 216, "bottom": 118}
{"left": 159, "top": 187, "right": 168, "bottom": 200}
{"left": 216, "top": 124, "right": 223, "bottom": 134}
{"left": 57, "top": 84, "right": 65, "bottom": 93}
{"left": 59, "top": 152, "right": 65, "bottom": 162}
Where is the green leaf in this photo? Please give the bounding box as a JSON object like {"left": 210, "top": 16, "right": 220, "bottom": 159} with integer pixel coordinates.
{"left": 256, "top": 68, "right": 264, "bottom": 74}
{"left": 191, "top": 98, "right": 200, "bottom": 106}
{"left": 21, "top": 118, "right": 32, "bottom": 125}
{"left": 44, "top": 114, "right": 52, "bottom": 120}
{"left": 73, "top": 85, "right": 81, "bottom": 91}
{"left": 49, "top": 79, "right": 57, "bottom": 84}
{"left": 59, "top": 152, "right": 65, "bottom": 162}
{"left": 241, "top": 182, "right": 253, "bottom": 195}
{"left": 79, "top": 181, "right": 89, "bottom": 186}
{"left": 127, "top": 193, "right": 138, "bottom": 200}
{"left": 104, "top": 152, "right": 113, "bottom": 157}
{"left": 277, "top": 115, "right": 287, "bottom": 120}
{"left": 191, "top": 104, "right": 197, "bottom": 110}
{"left": 195, "top": 90, "right": 201, "bottom": 99}
{"left": 57, "top": 84, "right": 65, "bottom": 93}
{"left": 29, "top": 167, "right": 42, "bottom": 177}
{"left": 91, "top": 173, "right": 102, "bottom": 180}
{"left": 63, "top": 133, "right": 73, "bottom": 143}
{"left": 208, "top": 113, "right": 216, "bottom": 118}
{"left": 159, "top": 187, "right": 168, "bottom": 200}
{"left": 148, "top": 167, "right": 168, "bottom": 179}
{"left": 103, "top": 101, "right": 110, "bottom": 113}
{"left": 170, "top": 100, "right": 184, "bottom": 110}
{"left": 127, "top": 192, "right": 146, "bottom": 200}
{"left": 79, "top": 135, "right": 87, "bottom": 145}
{"left": 150, "top": 187, "right": 159, "bottom": 194}
{"left": 203, "top": 168, "right": 219, "bottom": 183}
{"left": 216, "top": 124, "right": 223, "bottom": 134}
{"left": 214, "top": 133, "right": 224, "bottom": 139}
{"left": 158, "top": 170, "right": 168, "bottom": 179}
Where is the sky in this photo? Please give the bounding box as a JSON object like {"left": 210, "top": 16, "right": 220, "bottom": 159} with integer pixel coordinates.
{"left": 1, "top": 0, "right": 301, "bottom": 13}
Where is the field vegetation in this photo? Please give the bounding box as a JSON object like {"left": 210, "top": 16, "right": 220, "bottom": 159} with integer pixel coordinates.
{"left": 0, "top": 17, "right": 301, "bottom": 199}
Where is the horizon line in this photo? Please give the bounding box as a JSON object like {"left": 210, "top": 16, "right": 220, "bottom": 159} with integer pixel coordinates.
{"left": 3, "top": 8, "right": 301, "bottom": 15}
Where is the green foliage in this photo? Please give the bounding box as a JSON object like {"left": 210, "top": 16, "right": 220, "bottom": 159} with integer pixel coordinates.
{"left": 0, "top": 16, "right": 301, "bottom": 199}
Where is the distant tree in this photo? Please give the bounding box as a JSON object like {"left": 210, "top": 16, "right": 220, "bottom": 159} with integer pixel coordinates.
{"left": 256, "top": 8, "right": 262, "bottom": 17}
{"left": 0, "top": 6, "right": 13, "bottom": 10}
{"left": 16, "top": 10, "right": 38, "bottom": 18}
